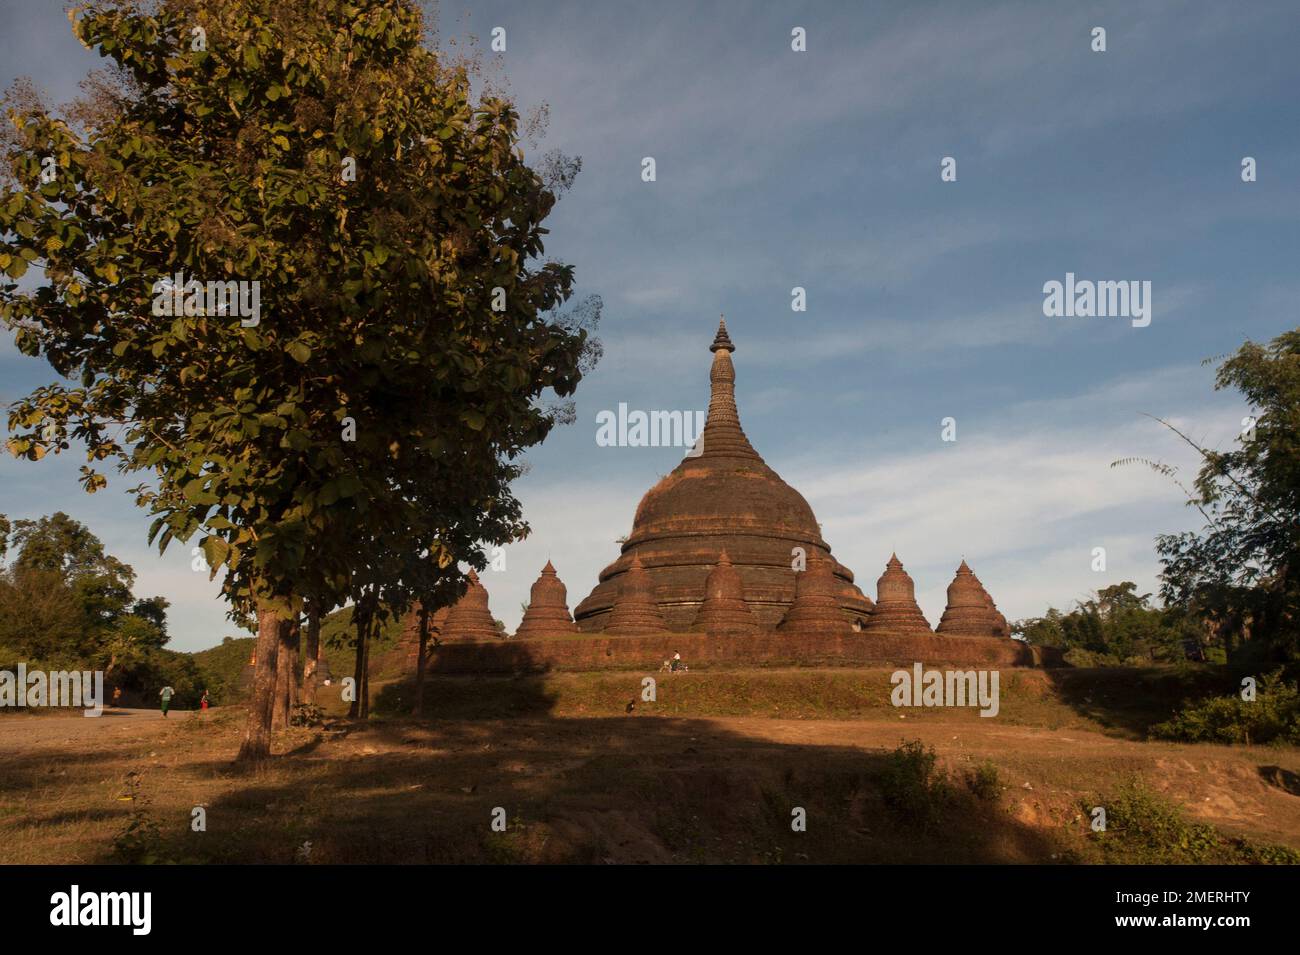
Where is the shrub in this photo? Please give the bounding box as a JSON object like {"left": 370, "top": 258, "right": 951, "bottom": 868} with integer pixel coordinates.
{"left": 1086, "top": 777, "right": 1300, "bottom": 864}
{"left": 880, "top": 740, "right": 950, "bottom": 830}
{"left": 1151, "top": 669, "right": 1300, "bottom": 744}
{"left": 964, "top": 761, "right": 1002, "bottom": 802}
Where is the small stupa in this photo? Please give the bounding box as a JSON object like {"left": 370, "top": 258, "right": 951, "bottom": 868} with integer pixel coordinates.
{"left": 936, "top": 561, "right": 1008, "bottom": 638}
{"left": 441, "top": 569, "right": 500, "bottom": 640}
{"left": 863, "top": 554, "right": 932, "bottom": 634}
{"left": 605, "top": 556, "right": 668, "bottom": 634}
{"left": 237, "top": 648, "right": 256, "bottom": 693}
{"left": 691, "top": 550, "right": 759, "bottom": 635}
{"left": 399, "top": 604, "right": 451, "bottom": 664}
{"left": 776, "top": 555, "right": 851, "bottom": 634}
{"left": 516, "top": 561, "right": 579, "bottom": 637}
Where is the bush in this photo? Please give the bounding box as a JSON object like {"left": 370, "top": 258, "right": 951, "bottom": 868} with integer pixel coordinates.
{"left": 880, "top": 740, "right": 951, "bottom": 831}
{"left": 964, "top": 761, "right": 1002, "bottom": 802}
{"left": 1151, "top": 670, "right": 1300, "bottom": 744}
{"left": 290, "top": 703, "right": 325, "bottom": 727}
{"left": 1087, "top": 777, "right": 1300, "bottom": 864}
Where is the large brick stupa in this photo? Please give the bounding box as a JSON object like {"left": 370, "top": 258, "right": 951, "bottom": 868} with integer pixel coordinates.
{"left": 574, "top": 319, "right": 874, "bottom": 631}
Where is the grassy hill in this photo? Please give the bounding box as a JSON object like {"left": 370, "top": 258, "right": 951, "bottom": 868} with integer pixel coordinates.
{"left": 190, "top": 605, "right": 407, "bottom": 703}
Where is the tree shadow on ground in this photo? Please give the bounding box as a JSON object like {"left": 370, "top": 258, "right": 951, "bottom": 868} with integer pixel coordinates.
{"left": 1041, "top": 665, "right": 1228, "bottom": 738}
{"left": 125, "top": 655, "right": 1076, "bottom": 865}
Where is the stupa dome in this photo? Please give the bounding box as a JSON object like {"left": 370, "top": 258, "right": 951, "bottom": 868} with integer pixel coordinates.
{"left": 574, "top": 319, "right": 874, "bottom": 631}
{"left": 777, "top": 554, "right": 851, "bottom": 635}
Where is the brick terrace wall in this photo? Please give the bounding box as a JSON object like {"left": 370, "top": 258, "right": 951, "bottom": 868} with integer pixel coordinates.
{"left": 418, "top": 630, "right": 1062, "bottom": 675}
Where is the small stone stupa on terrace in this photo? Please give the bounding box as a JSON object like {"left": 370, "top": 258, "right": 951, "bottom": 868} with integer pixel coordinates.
{"left": 441, "top": 569, "right": 500, "bottom": 640}
{"left": 575, "top": 319, "right": 874, "bottom": 631}
{"left": 863, "top": 554, "right": 933, "bottom": 634}
{"left": 936, "top": 561, "right": 1011, "bottom": 638}
{"left": 691, "top": 550, "right": 759, "bottom": 635}
{"left": 604, "top": 556, "right": 668, "bottom": 634}
{"left": 776, "top": 554, "right": 852, "bottom": 636}
{"left": 516, "top": 561, "right": 579, "bottom": 638}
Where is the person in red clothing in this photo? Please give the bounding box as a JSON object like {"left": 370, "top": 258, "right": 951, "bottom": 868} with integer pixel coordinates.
{"left": 199, "top": 689, "right": 209, "bottom": 713}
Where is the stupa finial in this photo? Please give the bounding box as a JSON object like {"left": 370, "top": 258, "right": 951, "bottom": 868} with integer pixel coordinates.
{"left": 710, "top": 315, "right": 735, "bottom": 353}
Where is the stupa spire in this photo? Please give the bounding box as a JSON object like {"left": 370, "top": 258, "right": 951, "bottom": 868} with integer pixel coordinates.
{"left": 701, "top": 317, "right": 760, "bottom": 460}
{"left": 710, "top": 316, "right": 735, "bottom": 353}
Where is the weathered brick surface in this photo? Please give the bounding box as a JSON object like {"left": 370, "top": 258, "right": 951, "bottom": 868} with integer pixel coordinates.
{"left": 416, "top": 630, "right": 1061, "bottom": 674}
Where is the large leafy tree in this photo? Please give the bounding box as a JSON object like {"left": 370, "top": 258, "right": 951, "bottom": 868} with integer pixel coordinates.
{"left": 1, "top": 0, "right": 597, "bottom": 759}
{"left": 0, "top": 511, "right": 168, "bottom": 667}
{"left": 1149, "top": 330, "right": 1300, "bottom": 671}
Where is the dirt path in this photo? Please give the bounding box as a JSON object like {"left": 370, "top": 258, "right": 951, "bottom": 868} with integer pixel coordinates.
{"left": 0, "top": 708, "right": 181, "bottom": 749}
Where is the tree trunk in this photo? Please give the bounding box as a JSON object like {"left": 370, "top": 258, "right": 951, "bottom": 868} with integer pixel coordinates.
{"left": 272, "top": 613, "right": 296, "bottom": 730}
{"left": 302, "top": 601, "right": 321, "bottom": 705}
{"left": 288, "top": 614, "right": 301, "bottom": 711}
{"left": 413, "top": 604, "right": 430, "bottom": 717}
{"left": 237, "top": 606, "right": 284, "bottom": 762}
{"left": 360, "top": 615, "right": 372, "bottom": 720}
{"left": 348, "top": 600, "right": 370, "bottom": 719}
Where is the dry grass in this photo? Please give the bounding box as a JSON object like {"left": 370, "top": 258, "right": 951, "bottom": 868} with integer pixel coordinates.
{"left": 0, "top": 667, "right": 1297, "bottom": 864}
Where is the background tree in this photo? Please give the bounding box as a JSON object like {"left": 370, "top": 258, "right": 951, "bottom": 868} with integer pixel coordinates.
{"left": 1116, "top": 329, "right": 1299, "bottom": 673}
{"left": 1013, "top": 581, "right": 1200, "bottom": 666}
{"left": 1, "top": 0, "right": 597, "bottom": 759}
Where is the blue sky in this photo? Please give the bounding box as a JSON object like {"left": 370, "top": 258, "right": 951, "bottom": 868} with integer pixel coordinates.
{"left": 2, "top": 0, "right": 1298, "bottom": 650}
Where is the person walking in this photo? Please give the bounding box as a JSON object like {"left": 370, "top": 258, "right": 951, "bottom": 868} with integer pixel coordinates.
{"left": 159, "top": 685, "right": 175, "bottom": 718}
{"left": 199, "top": 689, "right": 209, "bottom": 714}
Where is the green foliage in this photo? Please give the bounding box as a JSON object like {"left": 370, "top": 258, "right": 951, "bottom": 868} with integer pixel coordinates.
{"left": 0, "top": 0, "right": 598, "bottom": 630}
{"left": 1086, "top": 777, "right": 1300, "bottom": 864}
{"left": 112, "top": 772, "right": 162, "bottom": 864}
{"left": 1014, "top": 581, "right": 1201, "bottom": 665}
{"left": 0, "top": 513, "right": 173, "bottom": 695}
{"left": 190, "top": 635, "right": 255, "bottom": 704}
{"left": 879, "top": 740, "right": 951, "bottom": 831}
{"left": 964, "top": 761, "right": 1002, "bottom": 802}
{"left": 1138, "top": 330, "right": 1300, "bottom": 670}
{"left": 1150, "top": 669, "right": 1300, "bottom": 744}
{"left": 290, "top": 702, "right": 324, "bottom": 726}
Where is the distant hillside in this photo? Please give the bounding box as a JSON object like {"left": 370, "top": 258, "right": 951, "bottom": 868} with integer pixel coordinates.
{"left": 190, "top": 605, "right": 408, "bottom": 701}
